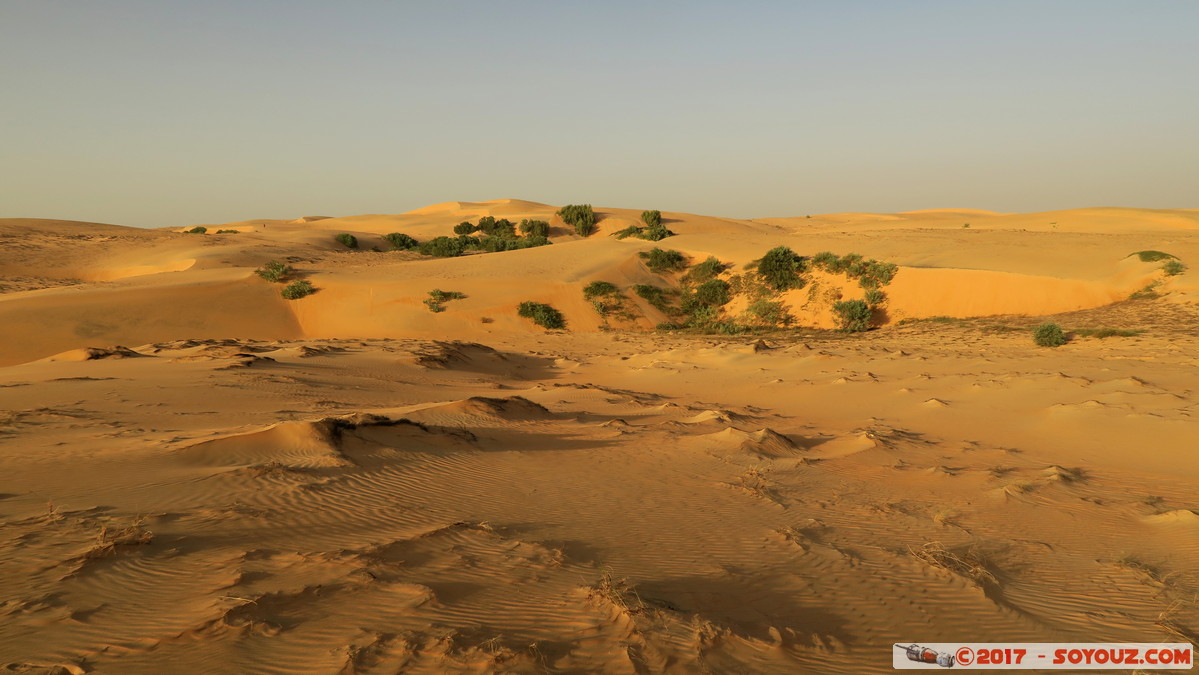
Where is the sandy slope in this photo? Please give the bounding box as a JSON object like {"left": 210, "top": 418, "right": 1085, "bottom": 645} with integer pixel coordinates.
{"left": 1, "top": 201, "right": 1197, "bottom": 673}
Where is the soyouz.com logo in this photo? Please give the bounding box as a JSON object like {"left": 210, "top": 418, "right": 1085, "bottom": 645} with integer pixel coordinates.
{"left": 894, "top": 643, "right": 1193, "bottom": 669}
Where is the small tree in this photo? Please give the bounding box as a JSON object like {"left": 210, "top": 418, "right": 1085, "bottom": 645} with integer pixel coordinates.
{"left": 384, "top": 232, "right": 419, "bottom": 250}
{"left": 454, "top": 221, "right": 478, "bottom": 235}
{"left": 641, "top": 210, "right": 662, "bottom": 227}
{"left": 335, "top": 233, "right": 358, "bottom": 249}
{"left": 418, "top": 236, "right": 465, "bottom": 257}
{"left": 1033, "top": 322, "right": 1067, "bottom": 347}
{"left": 756, "top": 246, "right": 806, "bottom": 291}
{"left": 832, "top": 299, "right": 871, "bottom": 332}
{"left": 281, "top": 280, "right": 315, "bottom": 300}
{"left": 518, "top": 301, "right": 566, "bottom": 330}
{"left": 255, "top": 260, "right": 293, "bottom": 283}
{"left": 519, "top": 219, "right": 550, "bottom": 238}
{"left": 557, "top": 204, "right": 596, "bottom": 237}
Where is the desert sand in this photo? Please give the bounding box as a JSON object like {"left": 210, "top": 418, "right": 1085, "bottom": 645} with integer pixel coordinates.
{"left": 1, "top": 200, "right": 1197, "bottom": 674}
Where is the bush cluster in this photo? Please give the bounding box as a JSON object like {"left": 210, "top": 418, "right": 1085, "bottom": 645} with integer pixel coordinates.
{"left": 424, "top": 289, "right": 466, "bottom": 313}
{"left": 419, "top": 236, "right": 466, "bottom": 258}
{"left": 641, "top": 210, "right": 662, "bottom": 227}
{"left": 255, "top": 260, "right": 293, "bottom": 283}
{"left": 832, "top": 299, "right": 871, "bottom": 332}
{"left": 639, "top": 248, "right": 687, "bottom": 273}
{"left": 1162, "top": 260, "right": 1186, "bottom": 276}
{"left": 1033, "top": 322, "right": 1067, "bottom": 347}
{"left": 519, "top": 219, "right": 550, "bottom": 238}
{"left": 184, "top": 226, "right": 207, "bottom": 234}
{"left": 335, "top": 233, "right": 358, "bottom": 249}
{"left": 385, "top": 232, "right": 420, "bottom": 250}
{"left": 811, "top": 251, "right": 897, "bottom": 289}
{"left": 682, "top": 256, "right": 731, "bottom": 285}
{"left": 518, "top": 301, "right": 566, "bottom": 330}
{"left": 557, "top": 204, "right": 596, "bottom": 237}
{"left": 281, "top": 280, "right": 315, "bottom": 300}
{"left": 752, "top": 246, "right": 806, "bottom": 291}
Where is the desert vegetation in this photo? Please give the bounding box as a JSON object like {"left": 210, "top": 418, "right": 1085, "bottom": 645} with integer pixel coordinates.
{"left": 613, "top": 210, "right": 673, "bottom": 242}
{"left": 583, "top": 281, "right": 636, "bottom": 324}
{"left": 557, "top": 204, "right": 596, "bottom": 237}
{"left": 833, "top": 299, "right": 871, "bottom": 332}
{"left": 424, "top": 289, "right": 466, "bottom": 313}
{"left": 255, "top": 260, "right": 293, "bottom": 283}
{"left": 183, "top": 226, "right": 207, "bottom": 234}
{"left": 1033, "top": 322, "right": 1068, "bottom": 347}
{"left": 281, "top": 279, "right": 315, "bottom": 300}
{"left": 384, "top": 232, "right": 420, "bottom": 250}
{"left": 518, "top": 301, "right": 566, "bottom": 330}
{"left": 639, "top": 248, "right": 688, "bottom": 273}
{"left": 335, "top": 233, "right": 359, "bottom": 249}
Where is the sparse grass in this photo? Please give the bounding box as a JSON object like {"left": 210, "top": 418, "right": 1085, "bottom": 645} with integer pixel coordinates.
{"left": 932, "top": 509, "right": 959, "bottom": 527}
{"left": 1130, "top": 250, "right": 1177, "bottom": 263}
{"left": 633, "top": 284, "right": 675, "bottom": 313}
{"left": 908, "top": 541, "right": 998, "bottom": 587}
{"left": 84, "top": 516, "right": 153, "bottom": 559}
{"left": 424, "top": 289, "right": 466, "bottom": 312}
{"left": 518, "top": 301, "right": 566, "bottom": 330}
{"left": 742, "top": 299, "right": 793, "bottom": 328}
{"left": 639, "top": 247, "right": 687, "bottom": 273}
{"left": 681, "top": 256, "right": 730, "bottom": 285}
{"left": 255, "top": 260, "right": 293, "bottom": 283}
{"left": 896, "top": 315, "right": 962, "bottom": 325}
{"left": 1129, "top": 282, "right": 1162, "bottom": 300}
{"left": 1163, "top": 259, "right": 1187, "bottom": 276}
{"left": 281, "top": 280, "right": 315, "bottom": 300}
{"left": 1033, "top": 322, "right": 1067, "bottom": 347}
{"left": 1073, "top": 327, "right": 1143, "bottom": 338}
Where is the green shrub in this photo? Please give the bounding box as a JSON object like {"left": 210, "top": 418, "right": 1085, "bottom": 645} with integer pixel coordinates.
{"left": 1131, "top": 250, "right": 1177, "bottom": 262}
{"left": 1163, "top": 260, "right": 1186, "bottom": 276}
{"left": 641, "top": 210, "right": 662, "bottom": 227}
{"left": 811, "top": 251, "right": 839, "bottom": 269}
{"left": 557, "top": 204, "right": 596, "bottom": 237}
{"left": 519, "top": 219, "right": 550, "bottom": 238}
{"left": 832, "top": 299, "right": 871, "bottom": 332}
{"left": 216, "top": 229, "right": 239, "bottom": 234}
{"left": 743, "top": 299, "right": 792, "bottom": 327}
{"left": 418, "top": 236, "right": 466, "bottom": 257}
{"left": 425, "top": 289, "right": 466, "bottom": 312}
{"left": 682, "top": 256, "right": 730, "bottom": 285}
{"left": 633, "top": 284, "right": 673, "bottom": 312}
{"left": 255, "top": 260, "right": 293, "bottom": 283}
{"left": 613, "top": 223, "right": 673, "bottom": 241}
{"left": 864, "top": 289, "right": 887, "bottom": 306}
{"left": 454, "top": 221, "right": 478, "bottom": 235}
{"left": 1033, "top": 322, "right": 1067, "bottom": 347}
{"left": 281, "top": 280, "right": 315, "bottom": 300}
{"left": 335, "top": 233, "right": 358, "bottom": 249}
{"left": 639, "top": 248, "right": 687, "bottom": 273}
{"left": 477, "top": 216, "right": 516, "bottom": 238}
{"left": 518, "top": 301, "right": 566, "bottom": 330}
{"left": 583, "top": 281, "right": 620, "bottom": 299}
{"left": 184, "top": 226, "right": 207, "bottom": 234}
{"left": 755, "top": 246, "right": 806, "bottom": 291}
{"left": 682, "top": 279, "right": 731, "bottom": 315}
{"left": 384, "top": 232, "right": 419, "bottom": 250}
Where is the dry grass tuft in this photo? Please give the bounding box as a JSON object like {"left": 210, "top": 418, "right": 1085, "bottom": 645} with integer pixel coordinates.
{"left": 83, "top": 517, "right": 153, "bottom": 559}
{"left": 909, "top": 542, "right": 998, "bottom": 587}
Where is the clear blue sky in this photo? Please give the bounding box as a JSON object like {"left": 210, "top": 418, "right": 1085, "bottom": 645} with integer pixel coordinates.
{"left": 2, "top": 1, "right": 1196, "bottom": 227}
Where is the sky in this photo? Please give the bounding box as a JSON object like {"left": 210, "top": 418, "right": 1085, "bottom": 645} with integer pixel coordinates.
{"left": 2, "top": 1, "right": 1197, "bottom": 227}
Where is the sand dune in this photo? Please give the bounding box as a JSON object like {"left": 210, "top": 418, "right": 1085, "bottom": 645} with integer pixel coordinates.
{"left": 1, "top": 202, "right": 1197, "bottom": 673}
